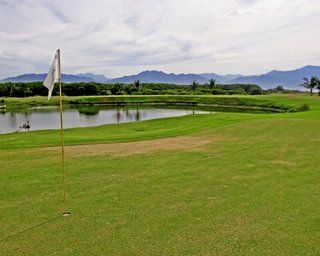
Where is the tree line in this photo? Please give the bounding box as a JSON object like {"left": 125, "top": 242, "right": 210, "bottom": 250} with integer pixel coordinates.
{"left": 0, "top": 80, "right": 264, "bottom": 97}
{"left": 0, "top": 76, "right": 319, "bottom": 98}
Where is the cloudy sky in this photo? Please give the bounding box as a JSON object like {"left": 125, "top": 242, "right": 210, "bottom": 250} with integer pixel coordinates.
{"left": 0, "top": 0, "right": 319, "bottom": 78}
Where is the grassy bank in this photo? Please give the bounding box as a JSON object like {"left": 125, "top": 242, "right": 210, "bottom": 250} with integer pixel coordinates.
{"left": 1, "top": 94, "right": 312, "bottom": 113}
{"left": 1, "top": 95, "right": 319, "bottom": 255}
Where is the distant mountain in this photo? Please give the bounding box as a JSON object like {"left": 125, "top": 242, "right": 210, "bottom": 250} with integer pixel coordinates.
{"left": 0, "top": 73, "right": 47, "bottom": 82}
{"left": 0, "top": 73, "right": 94, "bottom": 83}
{"left": 1, "top": 65, "right": 319, "bottom": 89}
{"left": 199, "top": 73, "right": 242, "bottom": 84}
{"left": 231, "top": 65, "right": 320, "bottom": 90}
{"left": 108, "top": 70, "right": 208, "bottom": 84}
{"left": 108, "top": 66, "right": 320, "bottom": 89}
{"left": 78, "top": 73, "right": 109, "bottom": 83}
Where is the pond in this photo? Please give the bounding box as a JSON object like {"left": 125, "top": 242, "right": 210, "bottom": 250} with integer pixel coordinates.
{"left": 0, "top": 105, "right": 212, "bottom": 134}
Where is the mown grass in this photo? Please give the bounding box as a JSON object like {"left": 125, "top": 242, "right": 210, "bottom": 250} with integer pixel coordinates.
{"left": 2, "top": 94, "right": 308, "bottom": 112}
{"left": 0, "top": 94, "right": 319, "bottom": 255}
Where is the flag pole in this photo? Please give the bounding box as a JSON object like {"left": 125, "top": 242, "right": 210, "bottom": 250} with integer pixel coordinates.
{"left": 57, "top": 49, "right": 70, "bottom": 217}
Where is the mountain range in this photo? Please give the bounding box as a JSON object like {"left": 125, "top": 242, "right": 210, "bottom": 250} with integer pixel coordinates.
{"left": 78, "top": 73, "right": 109, "bottom": 83}
{"left": 0, "top": 73, "right": 94, "bottom": 83}
{"left": 231, "top": 65, "right": 320, "bottom": 89}
{"left": 108, "top": 71, "right": 208, "bottom": 85}
{"left": 1, "top": 65, "right": 319, "bottom": 90}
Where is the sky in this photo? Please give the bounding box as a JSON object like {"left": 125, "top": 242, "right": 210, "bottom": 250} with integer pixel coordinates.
{"left": 0, "top": 0, "right": 319, "bottom": 78}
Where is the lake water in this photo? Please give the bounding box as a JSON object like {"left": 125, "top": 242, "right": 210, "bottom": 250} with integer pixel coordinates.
{"left": 0, "top": 105, "right": 211, "bottom": 134}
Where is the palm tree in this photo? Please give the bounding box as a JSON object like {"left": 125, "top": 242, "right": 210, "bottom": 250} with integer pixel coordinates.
{"left": 24, "top": 86, "right": 32, "bottom": 97}
{"left": 133, "top": 80, "right": 141, "bottom": 91}
{"left": 208, "top": 79, "right": 216, "bottom": 90}
{"left": 300, "top": 76, "right": 318, "bottom": 96}
{"left": 190, "top": 80, "right": 198, "bottom": 95}
{"left": 315, "top": 77, "right": 320, "bottom": 97}
{"left": 9, "top": 83, "right": 16, "bottom": 97}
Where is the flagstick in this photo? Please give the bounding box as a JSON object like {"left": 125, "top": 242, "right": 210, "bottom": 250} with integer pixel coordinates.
{"left": 57, "top": 49, "right": 70, "bottom": 217}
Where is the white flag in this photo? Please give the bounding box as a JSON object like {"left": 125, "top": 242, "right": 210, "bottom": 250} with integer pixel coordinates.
{"left": 43, "top": 50, "right": 60, "bottom": 99}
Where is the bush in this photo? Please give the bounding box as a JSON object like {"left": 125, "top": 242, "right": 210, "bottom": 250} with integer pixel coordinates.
{"left": 136, "top": 88, "right": 155, "bottom": 95}
{"left": 297, "top": 103, "right": 310, "bottom": 111}
{"left": 110, "top": 83, "right": 123, "bottom": 95}
{"left": 211, "top": 89, "right": 228, "bottom": 95}
{"left": 211, "top": 89, "right": 244, "bottom": 95}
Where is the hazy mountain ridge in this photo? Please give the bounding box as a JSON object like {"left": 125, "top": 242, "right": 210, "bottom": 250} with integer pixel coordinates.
{"left": 108, "top": 66, "right": 320, "bottom": 89}
{"left": 1, "top": 65, "right": 319, "bottom": 90}
{"left": 109, "top": 71, "right": 243, "bottom": 85}
{"left": 77, "top": 73, "right": 109, "bottom": 83}
{"left": 199, "top": 73, "right": 242, "bottom": 84}
{"left": 0, "top": 73, "right": 94, "bottom": 83}
{"left": 230, "top": 65, "right": 320, "bottom": 89}
{"left": 108, "top": 70, "right": 208, "bottom": 84}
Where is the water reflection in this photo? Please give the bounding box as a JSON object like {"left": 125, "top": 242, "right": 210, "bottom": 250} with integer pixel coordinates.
{"left": 112, "top": 107, "right": 147, "bottom": 123}
{"left": 78, "top": 106, "right": 100, "bottom": 116}
{"left": 0, "top": 105, "right": 211, "bottom": 134}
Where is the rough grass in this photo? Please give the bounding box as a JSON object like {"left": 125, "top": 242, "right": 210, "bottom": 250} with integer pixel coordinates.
{"left": 0, "top": 94, "right": 319, "bottom": 255}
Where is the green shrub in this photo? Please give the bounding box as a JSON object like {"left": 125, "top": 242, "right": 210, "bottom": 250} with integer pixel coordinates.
{"left": 297, "top": 103, "right": 310, "bottom": 111}
{"left": 211, "top": 89, "right": 227, "bottom": 95}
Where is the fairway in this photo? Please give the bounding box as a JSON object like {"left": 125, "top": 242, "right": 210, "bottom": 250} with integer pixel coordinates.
{"left": 1, "top": 95, "right": 319, "bottom": 255}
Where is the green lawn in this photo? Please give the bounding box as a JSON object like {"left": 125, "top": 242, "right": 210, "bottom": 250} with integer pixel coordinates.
{"left": 1, "top": 94, "right": 319, "bottom": 255}
{"left": 2, "top": 94, "right": 308, "bottom": 112}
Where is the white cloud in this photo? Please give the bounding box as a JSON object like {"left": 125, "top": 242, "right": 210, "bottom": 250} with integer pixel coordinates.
{"left": 0, "top": 0, "right": 319, "bottom": 78}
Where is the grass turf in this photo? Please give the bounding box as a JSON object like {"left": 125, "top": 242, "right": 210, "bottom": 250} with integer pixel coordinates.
{"left": 2, "top": 94, "right": 307, "bottom": 113}
{"left": 0, "top": 94, "right": 319, "bottom": 255}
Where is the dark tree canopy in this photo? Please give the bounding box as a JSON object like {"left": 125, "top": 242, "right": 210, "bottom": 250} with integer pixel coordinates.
{"left": 0, "top": 81, "right": 267, "bottom": 97}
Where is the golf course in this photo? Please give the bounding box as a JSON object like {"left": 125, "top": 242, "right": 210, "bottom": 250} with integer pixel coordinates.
{"left": 1, "top": 94, "right": 319, "bottom": 255}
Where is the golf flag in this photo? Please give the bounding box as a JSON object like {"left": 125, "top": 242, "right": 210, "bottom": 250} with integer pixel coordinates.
{"left": 43, "top": 50, "right": 60, "bottom": 99}
{"left": 43, "top": 49, "right": 70, "bottom": 217}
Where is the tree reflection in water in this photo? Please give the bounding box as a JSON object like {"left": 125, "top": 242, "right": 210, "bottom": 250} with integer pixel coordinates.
{"left": 0, "top": 106, "right": 212, "bottom": 134}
